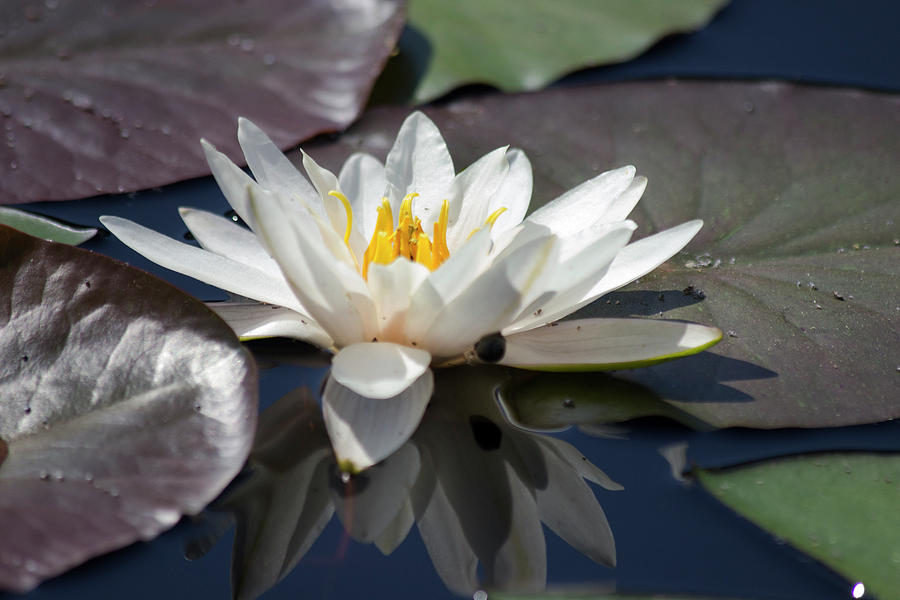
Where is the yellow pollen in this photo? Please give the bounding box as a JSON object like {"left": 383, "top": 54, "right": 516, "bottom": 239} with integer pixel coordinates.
{"left": 349, "top": 192, "right": 506, "bottom": 279}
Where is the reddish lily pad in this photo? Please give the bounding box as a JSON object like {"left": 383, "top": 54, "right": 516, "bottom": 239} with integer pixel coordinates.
{"left": 0, "top": 226, "right": 257, "bottom": 592}
{"left": 0, "top": 0, "right": 404, "bottom": 203}
{"left": 303, "top": 80, "right": 900, "bottom": 429}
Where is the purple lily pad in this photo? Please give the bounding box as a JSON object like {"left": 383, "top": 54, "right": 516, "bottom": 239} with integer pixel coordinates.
{"left": 0, "top": 225, "right": 257, "bottom": 592}
{"left": 302, "top": 80, "right": 900, "bottom": 428}
{"left": 0, "top": 0, "right": 404, "bottom": 203}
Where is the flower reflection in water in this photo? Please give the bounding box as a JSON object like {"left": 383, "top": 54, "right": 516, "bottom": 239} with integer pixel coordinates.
{"left": 192, "top": 367, "right": 621, "bottom": 598}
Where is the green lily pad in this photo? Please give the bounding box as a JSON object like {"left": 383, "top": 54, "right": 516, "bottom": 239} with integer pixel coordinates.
{"left": 0, "top": 226, "right": 257, "bottom": 592}
{"left": 0, "top": 206, "right": 96, "bottom": 244}
{"left": 0, "top": 0, "right": 403, "bottom": 204}
{"left": 304, "top": 80, "right": 900, "bottom": 429}
{"left": 697, "top": 453, "right": 900, "bottom": 599}
{"left": 398, "top": 0, "right": 728, "bottom": 102}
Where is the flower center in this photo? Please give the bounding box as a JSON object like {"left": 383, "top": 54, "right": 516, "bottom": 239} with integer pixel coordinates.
{"left": 328, "top": 190, "right": 506, "bottom": 279}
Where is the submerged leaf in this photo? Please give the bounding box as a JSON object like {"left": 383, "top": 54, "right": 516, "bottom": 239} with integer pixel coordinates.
{"left": 697, "top": 453, "right": 900, "bottom": 599}
{"left": 304, "top": 80, "right": 900, "bottom": 429}
{"left": 0, "top": 206, "right": 96, "bottom": 244}
{"left": 0, "top": 0, "right": 404, "bottom": 203}
{"left": 399, "top": 0, "right": 728, "bottom": 102}
{"left": 0, "top": 226, "right": 257, "bottom": 592}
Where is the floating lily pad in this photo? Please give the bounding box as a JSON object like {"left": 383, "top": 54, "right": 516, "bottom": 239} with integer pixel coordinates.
{"left": 0, "top": 206, "right": 96, "bottom": 244}
{"left": 0, "top": 0, "right": 404, "bottom": 204}
{"left": 304, "top": 80, "right": 900, "bottom": 428}
{"left": 397, "top": 0, "right": 728, "bottom": 102}
{"left": 697, "top": 453, "right": 900, "bottom": 599}
{"left": 0, "top": 226, "right": 257, "bottom": 592}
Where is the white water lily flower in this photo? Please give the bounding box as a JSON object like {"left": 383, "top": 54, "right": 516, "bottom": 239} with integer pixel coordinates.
{"left": 101, "top": 112, "right": 721, "bottom": 473}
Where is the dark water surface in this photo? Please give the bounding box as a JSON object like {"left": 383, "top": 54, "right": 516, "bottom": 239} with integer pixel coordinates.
{"left": 6, "top": 1, "right": 899, "bottom": 598}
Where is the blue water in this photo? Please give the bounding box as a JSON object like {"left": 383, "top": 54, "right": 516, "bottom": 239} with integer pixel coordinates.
{"left": 6, "top": 1, "right": 900, "bottom": 599}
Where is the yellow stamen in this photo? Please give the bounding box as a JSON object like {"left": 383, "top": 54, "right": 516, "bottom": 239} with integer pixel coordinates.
{"left": 484, "top": 206, "right": 507, "bottom": 227}
{"left": 327, "top": 190, "right": 354, "bottom": 245}
{"left": 467, "top": 206, "right": 508, "bottom": 240}
{"left": 363, "top": 199, "right": 396, "bottom": 279}
{"left": 357, "top": 191, "right": 504, "bottom": 279}
{"left": 413, "top": 230, "right": 434, "bottom": 269}
{"left": 432, "top": 199, "right": 450, "bottom": 263}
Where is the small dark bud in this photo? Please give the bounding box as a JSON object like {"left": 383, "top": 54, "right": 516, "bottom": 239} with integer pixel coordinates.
{"left": 474, "top": 332, "right": 506, "bottom": 363}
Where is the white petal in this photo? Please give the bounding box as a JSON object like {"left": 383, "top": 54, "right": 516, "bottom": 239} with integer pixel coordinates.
{"left": 248, "top": 187, "right": 377, "bottom": 347}
{"left": 500, "top": 318, "right": 722, "bottom": 370}
{"left": 322, "top": 368, "right": 433, "bottom": 473}
{"left": 413, "top": 235, "right": 558, "bottom": 358}
{"left": 201, "top": 139, "right": 262, "bottom": 230}
{"left": 99, "top": 215, "right": 303, "bottom": 312}
{"left": 207, "top": 302, "right": 332, "bottom": 347}
{"left": 384, "top": 112, "right": 455, "bottom": 229}
{"left": 602, "top": 175, "right": 647, "bottom": 224}
{"left": 525, "top": 165, "right": 635, "bottom": 235}
{"left": 331, "top": 342, "right": 431, "bottom": 399}
{"left": 366, "top": 259, "right": 431, "bottom": 342}
{"left": 508, "top": 220, "right": 636, "bottom": 330}
{"left": 338, "top": 152, "right": 387, "bottom": 239}
{"left": 178, "top": 207, "right": 282, "bottom": 278}
{"left": 237, "top": 117, "right": 321, "bottom": 209}
{"left": 445, "top": 146, "right": 509, "bottom": 251}
{"left": 301, "top": 151, "right": 341, "bottom": 225}
{"left": 488, "top": 148, "right": 532, "bottom": 238}
{"left": 534, "top": 219, "right": 705, "bottom": 330}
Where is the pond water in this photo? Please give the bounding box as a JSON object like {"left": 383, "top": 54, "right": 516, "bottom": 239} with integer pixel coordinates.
{"left": 4, "top": 1, "right": 899, "bottom": 598}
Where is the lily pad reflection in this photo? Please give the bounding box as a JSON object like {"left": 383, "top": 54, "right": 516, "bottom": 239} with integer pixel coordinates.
{"left": 196, "top": 368, "right": 621, "bottom": 598}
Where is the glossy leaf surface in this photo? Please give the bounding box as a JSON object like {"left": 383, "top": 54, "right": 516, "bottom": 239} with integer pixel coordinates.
{"left": 698, "top": 453, "right": 900, "bottom": 599}
{"left": 303, "top": 80, "right": 900, "bottom": 428}
{"left": 0, "top": 206, "right": 96, "bottom": 244}
{"left": 0, "top": 0, "right": 404, "bottom": 203}
{"left": 401, "top": 0, "right": 728, "bottom": 102}
{"left": 0, "top": 226, "right": 257, "bottom": 592}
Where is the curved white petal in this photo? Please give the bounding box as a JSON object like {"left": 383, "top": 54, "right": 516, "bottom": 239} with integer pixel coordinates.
{"left": 201, "top": 139, "right": 262, "bottom": 231}
{"left": 100, "top": 215, "right": 303, "bottom": 312}
{"left": 445, "top": 146, "right": 509, "bottom": 251}
{"left": 489, "top": 148, "right": 532, "bottom": 238}
{"left": 414, "top": 235, "right": 558, "bottom": 358}
{"left": 525, "top": 166, "right": 635, "bottom": 235}
{"left": 338, "top": 152, "right": 387, "bottom": 239}
{"left": 322, "top": 368, "right": 434, "bottom": 473}
{"left": 384, "top": 112, "right": 455, "bottom": 228}
{"left": 237, "top": 117, "right": 321, "bottom": 209}
{"left": 248, "top": 187, "right": 376, "bottom": 347}
{"left": 500, "top": 318, "right": 722, "bottom": 371}
{"left": 331, "top": 342, "right": 431, "bottom": 399}
{"left": 367, "top": 259, "right": 431, "bottom": 343}
{"left": 178, "top": 207, "right": 282, "bottom": 279}
{"left": 507, "top": 219, "right": 703, "bottom": 333}
{"left": 509, "top": 221, "right": 636, "bottom": 329}
{"left": 602, "top": 175, "right": 647, "bottom": 224}
{"left": 300, "top": 150, "right": 368, "bottom": 264}
{"left": 207, "top": 302, "right": 332, "bottom": 348}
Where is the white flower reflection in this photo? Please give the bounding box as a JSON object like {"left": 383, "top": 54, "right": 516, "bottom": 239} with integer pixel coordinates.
{"left": 190, "top": 368, "right": 621, "bottom": 598}
{"left": 102, "top": 112, "right": 721, "bottom": 472}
